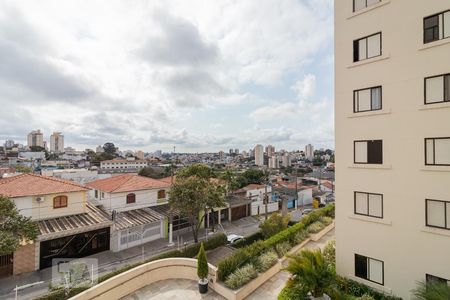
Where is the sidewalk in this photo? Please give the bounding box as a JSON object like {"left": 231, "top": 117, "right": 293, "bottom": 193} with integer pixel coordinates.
{"left": 0, "top": 216, "right": 261, "bottom": 300}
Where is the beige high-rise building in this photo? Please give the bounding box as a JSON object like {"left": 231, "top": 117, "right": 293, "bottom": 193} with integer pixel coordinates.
{"left": 254, "top": 144, "right": 264, "bottom": 166}
{"left": 305, "top": 144, "right": 314, "bottom": 160}
{"left": 50, "top": 132, "right": 64, "bottom": 153}
{"left": 27, "top": 130, "right": 44, "bottom": 148}
{"left": 335, "top": 0, "right": 450, "bottom": 298}
{"left": 266, "top": 145, "right": 275, "bottom": 157}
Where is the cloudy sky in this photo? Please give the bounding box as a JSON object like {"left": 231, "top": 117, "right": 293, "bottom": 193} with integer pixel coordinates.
{"left": 0, "top": 0, "right": 334, "bottom": 153}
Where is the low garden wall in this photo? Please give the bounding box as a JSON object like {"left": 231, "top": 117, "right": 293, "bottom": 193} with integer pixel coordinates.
{"left": 71, "top": 258, "right": 218, "bottom": 300}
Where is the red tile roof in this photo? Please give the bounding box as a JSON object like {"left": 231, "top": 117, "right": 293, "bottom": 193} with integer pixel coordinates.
{"left": 0, "top": 173, "right": 88, "bottom": 198}
{"left": 86, "top": 174, "right": 170, "bottom": 193}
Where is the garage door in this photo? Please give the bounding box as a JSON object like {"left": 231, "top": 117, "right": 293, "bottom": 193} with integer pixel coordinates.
{"left": 231, "top": 205, "right": 248, "bottom": 221}
{"left": 0, "top": 254, "right": 13, "bottom": 278}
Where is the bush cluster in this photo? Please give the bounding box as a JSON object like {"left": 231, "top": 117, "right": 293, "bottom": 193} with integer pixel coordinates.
{"left": 224, "top": 264, "right": 258, "bottom": 289}
{"left": 336, "top": 277, "right": 402, "bottom": 300}
{"left": 232, "top": 231, "right": 264, "bottom": 248}
{"left": 256, "top": 250, "right": 278, "bottom": 272}
{"left": 218, "top": 204, "right": 335, "bottom": 285}
{"left": 307, "top": 221, "right": 326, "bottom": 234}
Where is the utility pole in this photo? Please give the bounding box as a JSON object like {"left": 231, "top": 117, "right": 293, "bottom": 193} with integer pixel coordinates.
{"left": 264, "top": 184, "right": 268, "bottom": 220}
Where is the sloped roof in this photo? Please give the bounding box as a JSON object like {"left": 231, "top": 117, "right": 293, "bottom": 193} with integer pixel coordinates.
{"left": 0, "top": 173, "right": 88, "bottom": 198}
{"left": 86, "top": 174, "right": 170, "bottom": 193}
{"left": 37, "top": 203, "right": 112, "bottom": 237}
{"left": 113, "top": 207, "right": 164, "bottom": 230}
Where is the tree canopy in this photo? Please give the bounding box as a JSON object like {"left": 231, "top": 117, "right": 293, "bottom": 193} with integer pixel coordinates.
{"left": 138, "top": 167, "right": 165, "bottom": 179}
{"left": 102, "top": 142, "right": 117, "bottom": 154}
{"left": 0, "top": 196, "right": 39, "bottom": 255}
{"left": 176, "top": 163, "right": 216, "bottom": 179}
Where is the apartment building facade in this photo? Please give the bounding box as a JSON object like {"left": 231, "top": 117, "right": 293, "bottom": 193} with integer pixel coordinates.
{"left": 335, "top": 0, "right": 450, "bottom": 298}
{"left": 50, "top": 132, "right": 64, "bottom": 153}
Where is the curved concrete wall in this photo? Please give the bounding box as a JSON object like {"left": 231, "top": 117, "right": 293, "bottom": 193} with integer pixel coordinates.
{"left": 70, "top": 258, "right": 218, "bottom": 300}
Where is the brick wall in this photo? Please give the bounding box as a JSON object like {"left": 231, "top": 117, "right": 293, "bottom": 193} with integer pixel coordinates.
{"left": 13, "top": 243, "right": 36, "bottom": 275}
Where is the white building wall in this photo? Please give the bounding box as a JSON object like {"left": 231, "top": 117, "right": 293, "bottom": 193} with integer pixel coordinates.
{"left": 91, "top": 188, "right": 168, "bottom": 212}
{"left": 335, "top": 1, "right": 450, "bottom": 298}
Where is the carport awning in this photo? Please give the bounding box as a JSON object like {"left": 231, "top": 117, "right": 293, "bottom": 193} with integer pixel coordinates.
{"left": 113, "top": 207, "right": 164, "bottom": 230}
{"left": 226, "top": 195, "right": 252, "bottom": 208}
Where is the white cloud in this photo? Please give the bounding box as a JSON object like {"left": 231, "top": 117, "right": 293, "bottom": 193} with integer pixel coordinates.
{"left": 0, "top": 0, "right": 333, "bottom": 151}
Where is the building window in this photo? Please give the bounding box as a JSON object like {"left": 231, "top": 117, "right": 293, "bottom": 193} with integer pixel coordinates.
{"left": 353, "top": 86, "right": 382, "bottom": 112}
{"left": 157, "top": 190, "right": 166, "bottom": 199}
{"left": 355, "top": 254, "right": 384, "bottom": 285}
{"left": 101, "top": 192, "right": 105, "bottom": 199}
{"left": 426, "top": 199, "right": 450, "bottom": 230}
{"left": 353, "top": 0, "right": 381, "bottom": 12}
{"left": 424, "top": 10, "right": 450, "bottom": 44}
{"left": 95, "top": 190, "right": 98, "bottom": 198}
{"left": 354, "top": 140, "right": 383, "bottom": 164}
{"left": 353, "top": 33, "right": 382, "bottom": 62}
{"left": 126, "top": 193, "right": 136, "bottom": 204}
{"left": 53, "top": 196, "right": 68, "bottom": 208}
{"left": 354, "top": 192, "right": 383, "bottom": 218}
{"left": 426, "top": 274, "right": 450, "bottom": 284}
{"left": 425, "top": 74, "right": 450, "bottom": 104}
{"left": 425, "top": 137, "right": 450, "bottom": 166}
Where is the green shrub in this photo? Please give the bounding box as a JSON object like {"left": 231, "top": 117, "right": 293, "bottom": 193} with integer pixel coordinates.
{"left": 337, "top": 276, "right": 402, "bottom": 300}
{"left": 307, "top": 221, "right": 325, "bottom": 234}
{"left": 319, "top": 216, "right": 333, "bottom": 226}
{"left": 224, "top": 263, "right": 258, "bottom": 290}
{"left": 232, "top": 231, "right": 264, "bottom": 248}
{"left": 293, "top": 230, "right": 309, "bottom": 245}
{"left": 204, "top": 233, "right": 227, "bottom": 250}
{"left": 217, "top": 250, "right": 249, "bottom": 281}
{"left": 34, "top": 286, "right": 90, "bottom": 300}
{"left": 259, "top": 213, "right": 290, "bottom": 238}
{"left": 278, "top": 280, "right": 309, "bottom": 300}
{"left": 323, "top": 239, "right": 336, "bottom": 268}
{"left": 274, "top": 241, "right": 292, "bottom": 258}
{"left": 256, "top": 250, "right": 278, "bottom": 272}
{"left": 359, "top": 294, "right": 376, "bottom": 300}
{"left": 197, "top": 243, "right": 208, "bottom": 280}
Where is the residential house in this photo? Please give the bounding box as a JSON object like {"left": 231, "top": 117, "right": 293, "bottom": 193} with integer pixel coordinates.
{"left": 86, "top": 174, "right": 170, "bottom": 252}
{"left": 0, "top": 174, "right": 112, "bottom": 276}
{"left": 233, "top": 184, "right": 278, "bottom": 216}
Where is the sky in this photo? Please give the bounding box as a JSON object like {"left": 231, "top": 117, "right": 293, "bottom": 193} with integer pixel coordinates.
{"left": 0, "top": 0, "right": 334, "bottom": 153}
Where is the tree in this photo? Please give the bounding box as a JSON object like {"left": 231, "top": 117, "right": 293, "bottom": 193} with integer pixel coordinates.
{"left": 29, "top": 146, "right": 45, "bottom": 152}
{"left": 177, "top": 163, "right": 216, "bottom": 179}
{"left": 259, "top": 213, "right": 290, "bottom": 238}
{"left": 169, "top": 176, "right": 225, "bottom": 243}
{"left": 0, "top": 196, "right": 39, "bottom": 255}
{"left": 240, "top": 169, "right": 265, "bottom": 184}
{"left": 197, "top": 243, "right": 208, "bottom": 281}
{"left": 102, "top": 142, "right": 117, "bottom": 155}
{"left": 138, "top": 167, "right": 164, "bottom": 179}
{"left": 284, "top": 249, "right": 337, "bottom": 298}
{"left": 412, "top": 280, "right": 450, "bottom": 300}
{"left": 15, "top": 165, "right": 32, "bottom": 173}
{"left": 219, "top": 169, "right": 239, "bottom": 193}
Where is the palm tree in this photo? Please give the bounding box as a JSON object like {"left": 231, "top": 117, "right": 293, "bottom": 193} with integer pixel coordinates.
{"left": 412, "top": 280, "right": 450, "bottom": 300}
{"left": 284, "top": 249, "right": 337, "bottom": 299}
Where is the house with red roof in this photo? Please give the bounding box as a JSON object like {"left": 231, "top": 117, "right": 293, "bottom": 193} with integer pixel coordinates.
{"left": 0, "top": 174, "right": 112, "bottom": 277}
{"left": 86, "top": 174, "right": 171, "bottom": 252}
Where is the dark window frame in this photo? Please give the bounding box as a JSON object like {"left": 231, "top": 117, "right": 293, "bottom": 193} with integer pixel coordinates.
{"left": 354, "top": 254, "right": 385, "bottom": 285}
{"left": 126, "top": 193, "right": 136, "bottom": 204}
{"left": 157, "top": 190, "right": 166, "bottom": 199}
{"left": 95, "top": 190, "right": 98, "bottom": 198}
{"left": 53, "top": 195, "right": 68, "bottom": 209}
{"left": 352, "top": 0, "right": 382, "bottom": 13}
{"left": 354, "top": 191, "right": 384, "bottom": 219}
{"left": 353, "top": 86, "right": 383, "bottom": 113}
{"left": 353, "top": 32, "right": 382, "bottom": 63}
{"left": 353, "top": 140, "right": 383, "bottom": 164}
{"left": 425, "top": 199, "right": 450, "bottom": 230}
{"left": 424, "top": 73, "right": 450, "bottom": 105}
{"left": 423, "top": 10, "right": 450, "bottom": 44}
{"left": 424, "top": 137, "right": 450, "bottom": 166}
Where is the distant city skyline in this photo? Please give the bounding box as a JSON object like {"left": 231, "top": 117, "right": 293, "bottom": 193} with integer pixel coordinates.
{"left": 0, "top": 0, "right": 334, "bottom": 152}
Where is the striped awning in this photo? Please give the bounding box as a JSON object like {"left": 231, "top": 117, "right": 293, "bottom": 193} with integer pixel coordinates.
{"left": 113, "top": 207, "right": 164, "bottom": 231}
{"left": 37, "top": 203, "right": 112, "bottom": 239}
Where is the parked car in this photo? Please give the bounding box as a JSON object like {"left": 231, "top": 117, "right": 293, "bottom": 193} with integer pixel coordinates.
{"left": 227, "top": 234, "right": 244, "bottom": 244}
{"left": 302, "top": 208, "right": 314, "bottom": 215}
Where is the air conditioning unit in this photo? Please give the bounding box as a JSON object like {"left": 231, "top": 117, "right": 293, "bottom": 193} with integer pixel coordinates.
{"left": 35, "top": 196, "right": 44, "bottom": 203}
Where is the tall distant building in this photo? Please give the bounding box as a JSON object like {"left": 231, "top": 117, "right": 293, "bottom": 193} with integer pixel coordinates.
{"left": 265, "top": 145, "right": 275, "bottom": 157}
{"left": 254, "top": 144, "right": 264, "bottom": 166}
{"left": 50, "top": 132, "right": 64, "bottom": 153}
{"left": 135, "top": 150, "right": 145, "bottom": 160}
{"left": 234, "top": 148, "right": 239, "bottom": 155}
{"left": 335, "top": 1, "right": 450, "bottom": 298}
{"left": 305, "top": 144, "right": 314, "bottom": 160}
{"left": 268, "top": 155, "right": 279, "bottom": 169}
{"left": 4, "top": 140, "right": 14, "bottom": 148}
{"left": 281, "top": 154, "right": 291, "bottom": 168}
{"left": 27, "top": 130, "right": 44, "bottom": 148}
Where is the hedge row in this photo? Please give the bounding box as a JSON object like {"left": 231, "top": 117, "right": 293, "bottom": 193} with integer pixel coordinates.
{"left": 36, "top": 233, "right": 227, "bottom": 300}
{"left": 217, "top": 204, "right": 335, "bottom": 282}
{"left": 232, "top": 231, "right": 264, "bottom": 248}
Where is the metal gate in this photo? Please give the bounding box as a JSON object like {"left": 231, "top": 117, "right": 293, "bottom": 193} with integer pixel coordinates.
{"left": 0, "top": 253, "right": 13, "bottom": 278}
